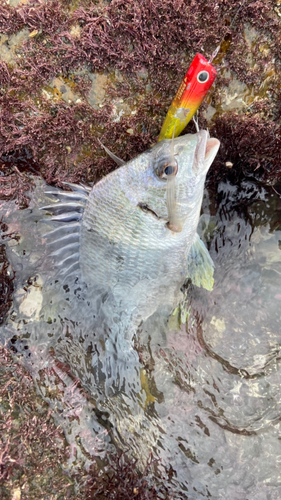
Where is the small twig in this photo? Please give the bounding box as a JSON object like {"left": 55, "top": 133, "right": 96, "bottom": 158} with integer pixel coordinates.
{"left": 272, "top": 185, "right": 281, "bottom": 197}
{"left": 13, "top": 166, "right": 24, "bottom": 177}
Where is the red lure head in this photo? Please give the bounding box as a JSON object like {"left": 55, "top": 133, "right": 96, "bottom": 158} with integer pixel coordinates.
{"left": 158, "top": 53, "right": 217, "bottom": 141}
{"left": 174, "top": 53, "right": 217, "bottom": 107}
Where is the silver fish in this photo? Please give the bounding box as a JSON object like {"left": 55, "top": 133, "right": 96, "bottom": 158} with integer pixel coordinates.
{"left": 42, "top": 129, "right": 220, "bottom": 330}
{"left": 1, "top": 129, "right": 220, "bottom": 473}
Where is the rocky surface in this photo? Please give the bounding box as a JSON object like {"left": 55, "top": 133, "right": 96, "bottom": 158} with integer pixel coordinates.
{"left": 0, "top": 0, "right": 280, "bottom": 199}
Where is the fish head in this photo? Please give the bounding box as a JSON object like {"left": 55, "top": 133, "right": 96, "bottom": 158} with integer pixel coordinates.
{"left": 122, "top": 130, "right": 220, "bottom": 232}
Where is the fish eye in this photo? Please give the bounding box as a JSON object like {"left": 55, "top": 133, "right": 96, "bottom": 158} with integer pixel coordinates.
{"left": 165, "top": 165, "right": 176, "bottom": 175}
{"left": 157, "top": 161, "right": 178, "bottom": 179}
{"left": 197, "top": 70, "right": 209, "bottom": 83}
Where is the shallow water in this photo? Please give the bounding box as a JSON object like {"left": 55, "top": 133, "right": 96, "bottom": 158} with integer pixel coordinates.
{"left": 1, "top": 177, "right": 281, "bottom": 498}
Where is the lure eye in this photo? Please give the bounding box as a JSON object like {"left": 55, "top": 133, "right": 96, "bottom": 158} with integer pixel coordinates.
{"left": 158, "top": 161, "right": 178, "bottom": 179}
{"left": 197, "top": 70, "right": 209, "bottom": 83}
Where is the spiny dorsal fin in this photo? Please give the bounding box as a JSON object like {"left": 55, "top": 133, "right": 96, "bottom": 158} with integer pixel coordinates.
{"left": 62, "top": 182, "right": 91, "bottom": 193}
{"left": 45, "top": 190, "right": 89, "bottom": 201}
{"left": 98, "top": 139, "right": 125, "bottom": 166}
{"left": 41, "top": 183, "right": 90, "bottom": 281}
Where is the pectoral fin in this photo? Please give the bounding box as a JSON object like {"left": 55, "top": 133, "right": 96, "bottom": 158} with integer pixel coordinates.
{"left": 187, "top": 234, "right": 214, "bottom": 291}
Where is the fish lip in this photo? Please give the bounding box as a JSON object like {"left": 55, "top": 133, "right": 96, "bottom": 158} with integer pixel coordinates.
{"left": 166, "top": 221, "right": 182, "bottom": 233}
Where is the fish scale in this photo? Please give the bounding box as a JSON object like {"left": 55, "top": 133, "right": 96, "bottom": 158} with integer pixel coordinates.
{"left": 83, "top": 194, "right": 168, "bottom": 288}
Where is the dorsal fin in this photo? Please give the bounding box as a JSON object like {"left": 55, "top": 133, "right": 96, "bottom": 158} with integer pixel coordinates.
{"left": 62, "top": 182, "right": 91, "bottom": 193}
{"left": 41, "top": 184, "right": 90, "bottom": 281}
{"left": 98, "top": 139, "right": 125, "bottom": 166}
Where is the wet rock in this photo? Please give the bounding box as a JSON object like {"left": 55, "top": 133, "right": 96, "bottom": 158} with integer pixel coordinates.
{"left": 87, "top": 72, "right": 108, "bottom": 109}
{"left": 0, "top": 29, "right": 29, "bottom": 65}
{"left": 49, "top": 77, "right": 82, "bottom": 104}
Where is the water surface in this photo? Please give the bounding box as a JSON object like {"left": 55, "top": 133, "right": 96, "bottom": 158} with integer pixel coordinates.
{"left": 1, "top": 177, "right": 281, "bottom": 499}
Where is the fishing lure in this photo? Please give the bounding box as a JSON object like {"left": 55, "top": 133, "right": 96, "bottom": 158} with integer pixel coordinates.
{"left": 158, "top": 53, "right": 217, "bottom": 141}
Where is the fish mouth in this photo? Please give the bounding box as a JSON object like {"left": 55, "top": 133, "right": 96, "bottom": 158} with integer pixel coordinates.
{"left": 137, "top": 202, "right": 161, "bottom": 220}
{"left": 137, "top": 202, "right": 182, "bottom": 232}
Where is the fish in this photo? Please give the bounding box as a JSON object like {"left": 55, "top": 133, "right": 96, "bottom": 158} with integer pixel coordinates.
{"left": 0, "top": 129, "right": 220, "bottom": 473}
{"left": 42, "top": 129, "right": 220, "bottom": 334}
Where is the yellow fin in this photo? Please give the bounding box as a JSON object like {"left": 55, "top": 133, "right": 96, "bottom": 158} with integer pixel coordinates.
{"left": 187, "top": 234, "right": 214, "bottom": 291}
{"left": 140, "top": 368, "right": 156, "bottom": 408}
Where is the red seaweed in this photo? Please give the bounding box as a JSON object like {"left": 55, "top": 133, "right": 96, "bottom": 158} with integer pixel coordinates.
{"left": 209, "top": 112, "right": 281, "bottom": 185}
{"left": 0, "top": 0, "right": 280, "bottom": 200}
{"left": 86, "top": 452, "right": 174, "bottom": 500}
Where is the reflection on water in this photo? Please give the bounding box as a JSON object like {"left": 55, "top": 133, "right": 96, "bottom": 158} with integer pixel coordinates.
{"left": 1, "top": 178, "right": 281, "bottom": 498}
